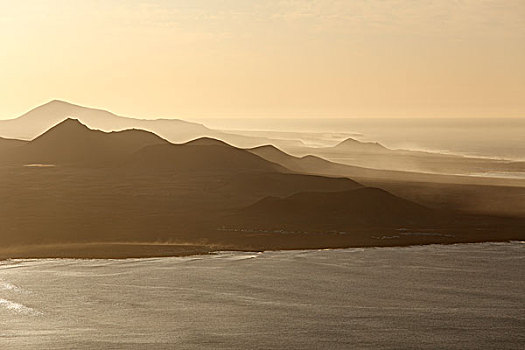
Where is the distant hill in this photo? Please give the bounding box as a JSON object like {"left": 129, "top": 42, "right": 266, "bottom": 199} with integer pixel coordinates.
{"left": 0, "top": 121, "right": 523, "bottom": 252}
{"left": 236, "top": 187, "right": 435, "bottom": 230}
{"left": 0, "top": 122, "right": 371, "bottom": 246}
{"left": 0, "top": 100, "right": 209, "bottom": 141}
{"left": 0, "top": 119, "right": 287, "bottom": 173}
{"left": 285, "top": 136, "right": 525, "bottom": 182}
{"left": 125, "top": 143, "right": 286, "bottom": 173}
{"left": 0, "top": 100, "right": 283, "bottom": 147}
{"left": 1, "top": 118, "right": 169, "bottom": 165}
{"left": 330, "top": 138, "right": 389, "bottom": 153}
{"left": 248, "top": 145, "right": 311, "bottom": 172}
{"left": 184, "top": 137, "right": 232, "bottom": 147}
{"left": 248, "top": 144, "right": 451, "bottom": 183}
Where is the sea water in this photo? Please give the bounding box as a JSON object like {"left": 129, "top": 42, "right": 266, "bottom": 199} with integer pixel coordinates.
{"left": 200, "top": 117, "right": 525, "bottom": 160}
{"left": 1, "top": 242, "right": 523, "bottom": 349}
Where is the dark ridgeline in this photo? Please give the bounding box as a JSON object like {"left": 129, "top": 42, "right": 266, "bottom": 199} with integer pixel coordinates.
{"left": 0, "top": 100, "right": 210, "bottom": 141}
{"left": 288, "top": 135, "right": 525, "bottom": 179}
{"left": 1, "top": 118, "right": 169, "bottom": 166}
{"left": 237, "top": 187, "right": 434, "bottom": 229}
{"left": 124, "top": 143, "right": 284, "bottom": 173}
{"left": 0, "top": 110, "right": 524, "bottom": 258}
{"left": 0, "top": 100, "right": 278, "bottom": 147}
{"left": 248, "top": 143, "right": 525, "bottom": 218}
{"left": 4, "top": 100, "right": 523, "bottom": 176}
{"left": 329, "top": 137, "right": 389, "bottom": 153}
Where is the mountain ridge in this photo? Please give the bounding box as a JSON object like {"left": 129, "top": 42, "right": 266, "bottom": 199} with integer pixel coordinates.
{"left": 235, "top": 186, "right": 436, "bottom": 230}
{"left": 1, "top": 118, "right": 170, "bottom": 165}
{"left": 0, "top": 117, "right": 524, "bottom": 254}
{"left": 0, "top": 100, "right": 285, "bottom": 148}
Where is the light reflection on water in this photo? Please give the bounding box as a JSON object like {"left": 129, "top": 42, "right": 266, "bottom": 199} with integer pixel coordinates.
{"left": 0, "top": 242, "right": 523, "bottom": 349}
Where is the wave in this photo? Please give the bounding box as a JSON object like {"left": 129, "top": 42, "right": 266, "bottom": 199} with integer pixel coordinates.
{"left": 0, "top": 280, "right": 23, "bottom": 293}
{"left": 210, "top": 251, "right": 262, "bottom": 261}
{"left": 0, "top": 298, "right": 41, "bottom": 316}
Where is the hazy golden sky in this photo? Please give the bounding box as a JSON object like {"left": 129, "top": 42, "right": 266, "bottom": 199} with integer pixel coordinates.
{"left": 1, "top": 0, "right": 524, "bottom": 120}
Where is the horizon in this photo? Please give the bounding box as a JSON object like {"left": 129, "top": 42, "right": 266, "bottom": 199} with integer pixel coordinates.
{"left": 2, "top": 99, "right": 524, "bottom": 161}
{"left": 1, "top": 0, "right": 524, "bottom": 120}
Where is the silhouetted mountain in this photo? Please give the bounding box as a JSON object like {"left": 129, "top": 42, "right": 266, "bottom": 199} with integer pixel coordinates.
{"left": 0, "top": 100, "right": 283, "bottom": 147}
{"left": 248, "top": 145, "right": 310, "bottom": 171}
{"left": 184, "top": 137, "right": 232, "bottom": 147}
{"left": 0, "top": 124, "right": 369, "bottom": 247}
{"left": 2, "top": 118, "right": 169, "bottom": 165}
{"left": 1, "top": 119, "right": 523, "bottom": 256}
{"left": 330, "top": 138, "right": 389, "bottom": 152}
{"left": 288, "top": 136, "right": 525, "bottom": 178}
{"left": 235, "top": 187, "right": 435, "bottom": 230}
{"left": 125, "top": 143, "right": 286, "bottom": 173}
{"left": 248, "top": 143, "right": 525, "bottom": 217}
{"left": 223, "top": 172, "right": 362, "bottom": 200}
{"left": 248, "top": 144, "right": 446, "bottom": 182}
{"left": 0, "top": 100, "right": 209, "bottom": 141}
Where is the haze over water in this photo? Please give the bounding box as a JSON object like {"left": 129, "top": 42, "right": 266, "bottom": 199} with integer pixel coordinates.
{"left": 1, "top": 242, "right": 523, "bottom": 349}
{"left": 201, "top": 117, "right": 525, "bottom": 160}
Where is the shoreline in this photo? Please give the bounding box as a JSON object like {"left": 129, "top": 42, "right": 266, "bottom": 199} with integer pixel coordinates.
{"left": 0, "top": 238, "right": 522, "bottom": 260}
{"left": 0, "top": 243, "right": 215, "bottom": 260}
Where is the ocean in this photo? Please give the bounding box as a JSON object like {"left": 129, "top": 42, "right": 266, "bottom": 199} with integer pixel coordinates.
{"left": 199, "top": 117, "right": 525, "bottom": 160}
{"left": 1, "top": 242, "right": 524, "bottom": 349}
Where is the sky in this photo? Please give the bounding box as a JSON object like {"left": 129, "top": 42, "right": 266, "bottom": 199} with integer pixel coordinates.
{"left": 0, "top": 0, "right": 524, "bottom": 120}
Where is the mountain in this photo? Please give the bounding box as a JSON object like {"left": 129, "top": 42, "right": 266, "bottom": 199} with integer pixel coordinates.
{"left": 248, "top": 143, "right": 525, "bottom": 218}
{"left": 1, "top": 118, "right": 169, "bottom": 165}
{"left": 124, "top": 143, "right": 286, "bottom": 173}
{"left": 0, "top": 121, "right": 367, "bottom": 247}
{"left": 330, "top": 138, "right": 389, "bottom": 152}
{"left": 248, "top": 144, "right": 476, "bottom": 184}
{"left": 0, "top": 100, "right": 209, "bottom": 141}
{"left": 247, "top": 144, "right": 383, "bottom": 178}
{"left": 184, "top": 137, "right": 232, "bottom": 147}
{"left": 234, "top": 187, "right": 436, "bottom": 230}
{"left": 248, "top": 145, "right": 313, "bottom": 172}
{"left": 0, "top": 100, "right": 283, "bottom": 147}
{"left": 0, "top": 121, "right": 523, "bottom": 254}
{"left": 287, "top": 136, "right": 525, "bottom": 178}
{"left": 2, "top": 119, "right": 285, "bottom": 172}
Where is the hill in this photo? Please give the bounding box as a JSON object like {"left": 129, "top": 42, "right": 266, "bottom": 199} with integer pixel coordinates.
{"left": 0, "top": 100, "right": 209, "bottom": 141}
{"left": 248, "top": 144, "right": 522, "bottom": 186}
{"left": 0, "top": 122, "right": 523, "bottom": 255}
{"left": 288, "top": 137, "right": 525, "bottom": 178}
{"left": 247, "top": 144, "right": 525, "bottom": 217}
{"left": 0, "top": 100, "right": 282, "bottom": 147}
{"left": 124, "top": 143, "right": 286, "bottom": 173}
{"left": 234, "top": 187, "right": 436, "bottom": 230}
{"left": 0, "top": 124, "right": 364, "bottom": 247}
{"left": 1, "top": 118, "right": 169, "bottom": 165}
{"left": 330, "top": 138, "right": 389, "bottom": 152}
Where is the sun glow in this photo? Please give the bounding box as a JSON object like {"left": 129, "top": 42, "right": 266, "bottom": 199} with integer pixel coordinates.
{"left": 1, "top": 0, "right": 524, "bottom": 119}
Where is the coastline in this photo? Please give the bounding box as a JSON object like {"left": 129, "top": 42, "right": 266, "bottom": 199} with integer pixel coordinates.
{"left": 0, "top": 243, "right": 214, "bottom": 260}
{"left": 1, "top": 234, "right": 522, "bottom": 260}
